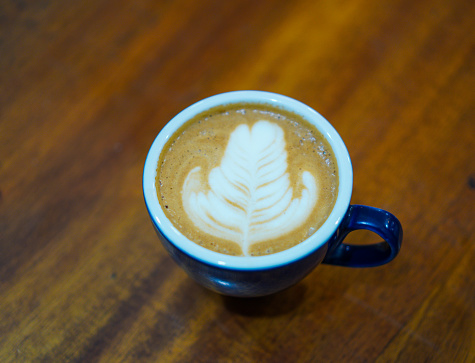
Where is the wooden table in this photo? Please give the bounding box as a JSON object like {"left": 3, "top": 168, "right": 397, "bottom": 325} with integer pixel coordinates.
{"left": 1, "top": 0, "right": 473, "bottom": 361}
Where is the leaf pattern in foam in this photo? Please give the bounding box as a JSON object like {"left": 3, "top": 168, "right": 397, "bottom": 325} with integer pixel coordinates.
{"left": 182, "top": 120, "right": 319, "bottom": 256}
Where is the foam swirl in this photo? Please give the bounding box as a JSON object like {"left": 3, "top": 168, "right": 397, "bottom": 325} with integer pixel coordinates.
{"left": 182, "top": 120, "right": 318, "bottom": 255}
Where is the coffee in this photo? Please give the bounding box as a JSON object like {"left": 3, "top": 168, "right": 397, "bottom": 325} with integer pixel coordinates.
{"left": 156, "top": 103, "right": 338, "bottom": 256}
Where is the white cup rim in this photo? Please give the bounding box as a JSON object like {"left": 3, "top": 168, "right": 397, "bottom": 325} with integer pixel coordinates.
{"left": 143, "top": 91, "right": 353, "bottom": 270}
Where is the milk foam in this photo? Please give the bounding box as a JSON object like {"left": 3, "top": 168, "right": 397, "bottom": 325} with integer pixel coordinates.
{"left": 182, "top": 120, "right": 318, "bottom": 256}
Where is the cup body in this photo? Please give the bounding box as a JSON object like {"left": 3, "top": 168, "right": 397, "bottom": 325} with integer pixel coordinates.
{"left": 143, "top": 91, "right": 354, "bottom": 297}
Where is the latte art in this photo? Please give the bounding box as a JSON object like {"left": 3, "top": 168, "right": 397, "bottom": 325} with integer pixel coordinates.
{"left": 157, "top": 103, "right": 338, "bottom": 256}
{"left": 182, "top": 121, "right": 318, "bottom": 256}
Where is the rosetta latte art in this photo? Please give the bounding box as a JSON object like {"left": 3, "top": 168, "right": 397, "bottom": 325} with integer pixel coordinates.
{"left": 182, "top": 121, "right": 319, "bottom": 255}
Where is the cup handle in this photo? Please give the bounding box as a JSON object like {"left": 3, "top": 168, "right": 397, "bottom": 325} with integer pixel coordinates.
{"left": 322, "top": 205, "right": 402, "bottom": 267}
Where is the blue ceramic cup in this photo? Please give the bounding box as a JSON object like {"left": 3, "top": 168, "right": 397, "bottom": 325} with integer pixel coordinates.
{"left": 143, "top": 91, "right": 402, "bottom": 297}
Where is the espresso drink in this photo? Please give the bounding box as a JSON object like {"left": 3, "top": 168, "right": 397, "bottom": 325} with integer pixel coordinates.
{"left": 156, "top": 103, "right": 338, "bottom": 256}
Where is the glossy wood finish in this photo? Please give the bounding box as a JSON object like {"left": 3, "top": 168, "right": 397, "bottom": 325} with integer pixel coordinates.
{"left": 1, "top": 0, "right": 473, "bottom": 361}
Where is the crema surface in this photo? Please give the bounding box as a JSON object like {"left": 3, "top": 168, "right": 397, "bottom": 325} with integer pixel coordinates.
{"left": 157, "top": 104, "right": 338, "bottom": 256}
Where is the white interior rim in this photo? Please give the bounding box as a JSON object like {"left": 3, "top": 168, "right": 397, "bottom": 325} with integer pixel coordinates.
{"left": 143, "top": 91, "right": 353, "bottom": 270}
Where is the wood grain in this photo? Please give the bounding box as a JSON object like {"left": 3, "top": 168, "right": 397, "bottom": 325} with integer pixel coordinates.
{"left": 1, "top": 0, "right": 473, "bottom": 361}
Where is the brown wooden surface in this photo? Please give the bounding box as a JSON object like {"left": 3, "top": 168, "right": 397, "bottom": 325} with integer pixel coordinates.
{"left": 1, "top": 0, "right": 474, "bottom": 362}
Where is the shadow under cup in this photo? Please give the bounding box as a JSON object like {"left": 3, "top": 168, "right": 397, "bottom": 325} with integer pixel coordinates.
{"left": 143, "top": 91, "right": 402, "bottom": 297}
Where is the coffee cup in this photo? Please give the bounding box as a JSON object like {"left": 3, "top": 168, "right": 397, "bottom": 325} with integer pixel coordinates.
{"left": 143, "top": 91, "right": 402, "bottom": 297}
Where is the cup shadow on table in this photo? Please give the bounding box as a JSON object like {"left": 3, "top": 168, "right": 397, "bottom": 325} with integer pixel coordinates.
{"left": 219, "top": 283, "right": 307, "bottom": 317}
